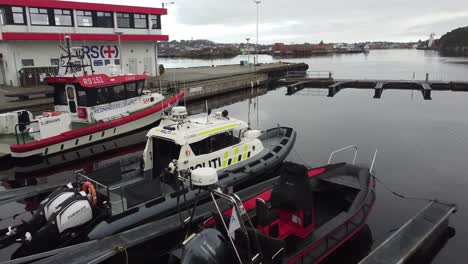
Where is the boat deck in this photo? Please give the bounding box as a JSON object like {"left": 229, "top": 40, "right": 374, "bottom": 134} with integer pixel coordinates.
{"left": 359, "top": 201, "right": 456, "bottom": 264}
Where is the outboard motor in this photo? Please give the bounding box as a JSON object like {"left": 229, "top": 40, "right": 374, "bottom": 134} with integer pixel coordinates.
{"left": 12, "top": 191, "right": 94, "bottom": 258}
{"left": 0, "top": 182, "right": 96, "bottom": 259}
{"left": 176, "top": 229, "right": 233, "bottom": 264}
{"left": 0, "top": 183, "right": 76, "bottom": 250}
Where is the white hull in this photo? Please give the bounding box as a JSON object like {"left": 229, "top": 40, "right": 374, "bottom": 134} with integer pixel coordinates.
{"left": 9, "top": 92, "right": 183, "bottom": 158}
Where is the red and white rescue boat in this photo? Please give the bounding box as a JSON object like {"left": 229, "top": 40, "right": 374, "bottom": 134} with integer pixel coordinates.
{"left": 0, "top": 36, "right": 183, "bottom": 158}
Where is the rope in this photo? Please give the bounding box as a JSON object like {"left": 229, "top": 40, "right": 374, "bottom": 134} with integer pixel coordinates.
{"left": 292, "top": 148, "right": 312, "bottom": 169}
{"left": 372, "top": 174, "right": 455, "bottom": 207}
{"left": 116, "top": 246, "right": 128, "bottom": 264}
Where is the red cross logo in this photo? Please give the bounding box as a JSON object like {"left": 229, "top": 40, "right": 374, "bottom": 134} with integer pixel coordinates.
{"left": 103, "top": 45, "right": 116, "bottom": 58}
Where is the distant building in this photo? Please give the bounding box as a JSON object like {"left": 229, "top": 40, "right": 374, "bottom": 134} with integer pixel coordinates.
{"left": 0, "top": 0, "right": 168, "bottom": 87}
{"left": 271, "top": 43, "right": 334, "bottom": 55}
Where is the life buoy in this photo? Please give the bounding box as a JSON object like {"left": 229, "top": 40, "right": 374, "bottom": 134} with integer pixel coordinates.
{"left": 81, "top": 181, "right": 97, "bottom": 206}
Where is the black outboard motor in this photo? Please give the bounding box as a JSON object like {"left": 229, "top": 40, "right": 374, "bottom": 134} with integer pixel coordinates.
{"left": 176, "top": 229, "right": 233, "bottom": 264}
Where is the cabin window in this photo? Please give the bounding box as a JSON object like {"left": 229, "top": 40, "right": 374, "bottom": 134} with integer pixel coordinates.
{"left": 30, "top": 7, "right": 50, "bottom": 25}
{"left": 95, "top": 11, "right": 113, "bottom": 28}
{"left": 96, "top": 87, "right": 110, "bottom": 104}
{"left": 125, "top": 82, "right": 138, "bottom": 98}
{"left": 134, "top": 14, "right": 147, "bottom": 29}
{"left": 117, "top": 13, "right": 131, "bottom": 28}
{"left": 112, "top": 84, "right": 126, "bottom": 101}
{"left": 151, "top": 15, "right": 160, "bottom": 29}
{"left": 77, "top": 89, "right": 88, "bottom": 106}
{"left": 54, "top": 9, "right": 72, "bottom": 26}
{"left": 76, "top": 10, "right": 93, "bottom": 27}
{"left": 137, "top": 80, "right": 145, "bottom": 94}
{"left": 190, "top": 132, "right": 240, "bottom": 156}
{"left": 54, "top": 86, "right": 67, "bottom": 105}
{"left": 11, "top": 6, "right": 25, "bottom": 24}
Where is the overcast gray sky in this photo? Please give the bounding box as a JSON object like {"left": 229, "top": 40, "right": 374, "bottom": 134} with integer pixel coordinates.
{"left": 71, "top": 0, "right": 468, "bottom": 44}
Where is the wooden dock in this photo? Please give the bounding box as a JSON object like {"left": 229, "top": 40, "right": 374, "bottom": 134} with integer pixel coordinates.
{"left": 283, "top": 73, "right": 468, "bottom": 100}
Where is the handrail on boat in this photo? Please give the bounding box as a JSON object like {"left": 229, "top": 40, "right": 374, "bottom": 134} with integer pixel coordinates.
{"left": 14, "top": 120, "right": 39, "bottom": 145}
{"left": 370, "top": 149, "right": 378, "bottom": 174}
{"left": 327, "top": 145, "right": 358, "bottom": 165}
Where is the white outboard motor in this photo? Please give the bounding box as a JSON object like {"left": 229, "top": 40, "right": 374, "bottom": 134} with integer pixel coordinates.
{"left": 12, "top": 190, "right": 94, "bottom": 259}
{"left": 41, "top": 183, "right": 76, "bottom": 221}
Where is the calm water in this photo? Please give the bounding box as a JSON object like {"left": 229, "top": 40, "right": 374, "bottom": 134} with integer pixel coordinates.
{"left": 2, "top": 49, "right": 468, "bottom": 263}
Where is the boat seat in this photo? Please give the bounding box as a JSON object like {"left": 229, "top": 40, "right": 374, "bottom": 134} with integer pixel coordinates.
{"left": 232, "top": 227, "right": 285, "bottom": 264}
{"left": 268, "top": 162, "right": 318, "bottom": 239}
{"left": 256, "top": 198, "right": 280, "bottom": 238}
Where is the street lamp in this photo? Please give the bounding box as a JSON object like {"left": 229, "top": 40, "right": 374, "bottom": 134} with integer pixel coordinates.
{"left": 253, "top": 0, "right": 261, "bottom": 67}
{"left": 116, "top": 31, "right": 123, "bottom": 74}
{"left": 156, "top": 2, "right": 175, "bottom": 92}
{"left": 246, "top": 38, "right": 250, "bottom": 66}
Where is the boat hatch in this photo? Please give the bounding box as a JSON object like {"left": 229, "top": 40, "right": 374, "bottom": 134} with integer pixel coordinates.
{"left": 152, "top": 137, "right": 181, "bottom": 178}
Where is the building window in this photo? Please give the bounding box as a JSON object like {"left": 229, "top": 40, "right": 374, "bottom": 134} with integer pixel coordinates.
{"left": 54, "top": 9, "right": 72, "bottom": 26}
{"left": 151, "top": 15, "right": 160, "bottom": 29}
{"left": 50, "top": 58, "right": 60, "bottom": 66}
{"left": 0, "top": 8, "right": 5, "bottom": 25}
{"left": 76, "top": 10, "right": 93, "bottom": 27}
{"left": 22, "top": 59, "right": 34, "bottom": 67}
{"left": 11, "top": 6, "right": 25, "bottom": 24}
{"left": 117, "top": 13, "right": 130, "bottom": 28}
{"left": 134, "top": 14, "right": 147, "bottom": 28}
{"left": 95, "top": 11, "right": 113, "bottom": 28}
{"left": 30, "top": 7, "right": 49, "bottom": 25}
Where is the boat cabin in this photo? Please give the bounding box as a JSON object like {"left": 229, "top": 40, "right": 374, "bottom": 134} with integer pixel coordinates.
{"left": 48, "top": 74, "right": 163, "bottom": 123}
{"left": 143, "top": 107, "right": 264, "bottom": 178}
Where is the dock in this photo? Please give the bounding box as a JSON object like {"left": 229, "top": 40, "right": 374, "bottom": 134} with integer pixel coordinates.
{"left": 0, "top": 62, "right": 307, "bottom": 113}
{"left": 283, "top": 71, "right": 468, "bottom": 100}
{"left": 358, "top": 201, "right": 456, "bottom": 264}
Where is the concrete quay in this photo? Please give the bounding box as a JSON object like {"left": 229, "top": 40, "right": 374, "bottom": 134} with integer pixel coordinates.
{"left": 0, "top": 62, "right": 308, "bottom": 113}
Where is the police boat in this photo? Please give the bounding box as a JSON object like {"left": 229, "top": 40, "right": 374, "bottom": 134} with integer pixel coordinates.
{"left": 0, "top": 106, "right": 296, "bottom": 258}
{"left": 169, "top": 155, "right": 376, "bottom": 264}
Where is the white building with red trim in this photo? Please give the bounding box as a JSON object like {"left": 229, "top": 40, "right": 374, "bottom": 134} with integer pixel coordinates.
{"left": 0, "top": 0, "right": 168, "bottom": 87}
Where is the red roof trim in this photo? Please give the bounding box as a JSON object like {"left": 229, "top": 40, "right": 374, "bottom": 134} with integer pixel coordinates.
{"left": 0, "top": 0, "right": 167, "bottom": 15}
{"left": 2, "top": 33, "right": 169, "bottom": 41}
{"left": 10, "top": 91, "right": 184, "bottom": 153}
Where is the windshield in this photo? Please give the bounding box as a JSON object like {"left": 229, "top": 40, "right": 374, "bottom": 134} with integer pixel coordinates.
{"left": 152, "top": 137, "right": 181, "bottom": 178}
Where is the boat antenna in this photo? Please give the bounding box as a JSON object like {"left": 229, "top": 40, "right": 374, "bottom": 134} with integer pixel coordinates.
{"left": 256, "top": 80, "right": 260, "bottom": 129}
{"left": 247, "top": 81, "right": 253, "bottom": 129}
{"left": 206, "top": 100, "right": 210, "bottom": 123}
